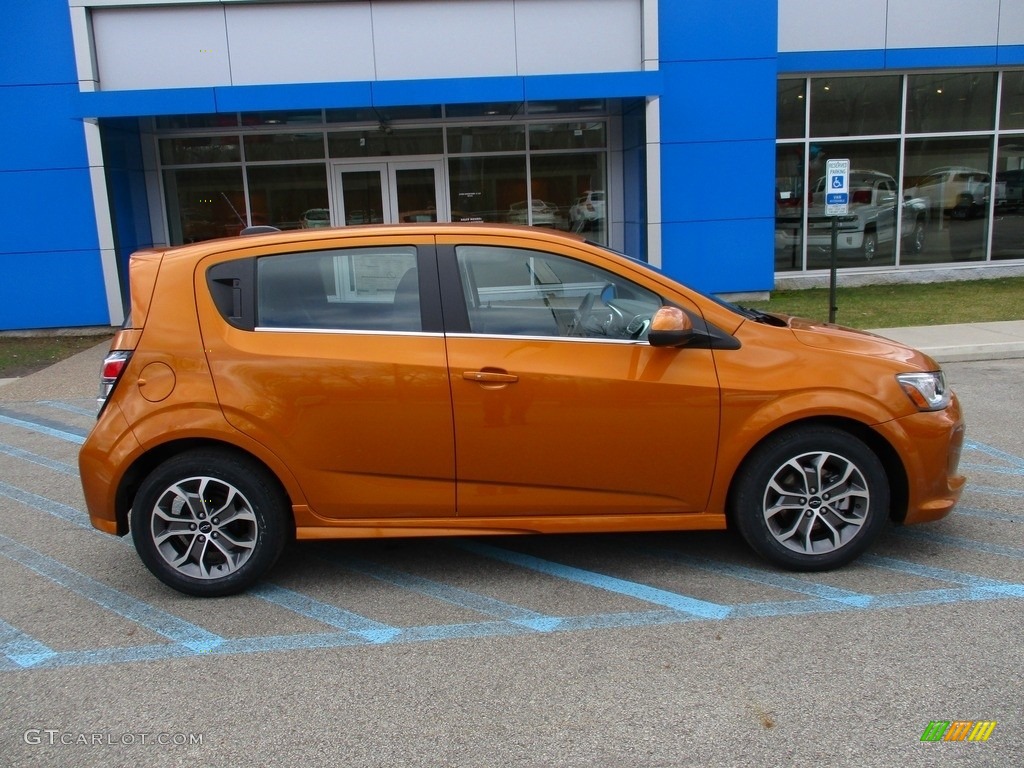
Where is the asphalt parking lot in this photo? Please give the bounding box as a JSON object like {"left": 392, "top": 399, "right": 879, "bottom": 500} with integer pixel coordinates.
{"left": 0, "top": 344, "right": 1021, "bottom": 767}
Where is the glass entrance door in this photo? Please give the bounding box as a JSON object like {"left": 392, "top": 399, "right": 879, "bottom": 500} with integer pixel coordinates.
{"left": 331, "top": 161, "right": 446, "bottom": 226}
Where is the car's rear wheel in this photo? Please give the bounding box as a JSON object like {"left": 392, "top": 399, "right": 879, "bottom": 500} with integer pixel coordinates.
{"left": 130, "top": 450, "right": 289, "bottom": 596}
{"left": 731, "top": 426, "right": 889, "bottom": 571}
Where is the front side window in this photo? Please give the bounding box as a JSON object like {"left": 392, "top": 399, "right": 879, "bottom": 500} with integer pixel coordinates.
{"left": 455, "top": 245, "right": 661, "bottom": 340}
{"left": 257, "top": 246, "right": 420, "bottom": 331}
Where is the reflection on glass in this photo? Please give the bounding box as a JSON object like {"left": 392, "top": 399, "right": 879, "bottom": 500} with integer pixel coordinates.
{"left": 529, "top": 153, "right": 607, "bottom": 242}
{"left": 776, "top": 79, "right": 806, "bottom": 140}
{"left": 528, "top": 122, "right": 606, "bottom": 150}
{"left": 447, "top": 125, "right": 525, "bottom": 154}
{"left": 776, "top": 141, "right": 901, "bottom": 270}
{"left": 445, "top": 102, "right": 522, "bottom": 119}
{"left": 246, "top": 165, "right": 328, "bottom": 230}
{"left": 341, "top": 171, "right": 385, "bottom": 225}
{"left": 156, "top": 113, "right": 239, "bottom": 130}
{"left": 163, "top": 167, "right": 246, "bottom": 244}
{"left": 241, "top": 110, "right": 323, "bottom": 127}
{"left": 328, "top": 128, "right": 443, "bottom": 158}
{"left": 999, "top": 71, "right": 1024, "bottom": 130}
{"left": 904, "top": 137, "right": 993, "bottom": 264}
{"left": 992, "top": 135, "right": 1024, "bottom": 260}
{"left": 326, "top": 106, "right": 443, "bottom": 123}
{"left": 160, "top": 136, "right": 241, "bottom": 165}
{"left": 396, "top": 168, "right": 438, "bottom": 222}
{"left": 906, "top": 72, "right": 996, "bottom": 133}
{"left": 774, "top": 144, "right": 804, "bottom": 271}
{"left": 810, "top": 75, "right": 901, "bottom": 137}
{"left": 448, "top": 156, "right": 527, "bottom": 224}
{"left": 243, "top": 133, "right": 325, "bottom": 162}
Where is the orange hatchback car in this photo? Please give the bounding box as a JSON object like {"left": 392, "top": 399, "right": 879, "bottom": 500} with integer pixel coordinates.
{"left": 79, "top": 224, "right": 966, "bottom": 596}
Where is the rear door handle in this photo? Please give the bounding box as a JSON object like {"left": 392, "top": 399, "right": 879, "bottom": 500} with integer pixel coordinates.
{"left": 462, "top": 370, "right": 519, "bottom": 384}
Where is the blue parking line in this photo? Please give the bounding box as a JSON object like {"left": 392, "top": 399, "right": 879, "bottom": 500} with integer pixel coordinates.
{"left": 894, "top": 528, "right": 1024, "bottom": 560}
{"left": 0, "top": 617, "right": 56, "bottom": 668}
{"left": 637, "top": 548, "right": 874, "bottom": 608}
{"left": 0, "top": 480, "right": 94, "bottom": 530}
{"left": 455, "top": 541, "right": 732, "bottom": 620}
{"left": 0, "top": 443, "right": 78, "bottom": 476}
{"left": 0, "top": 410, "right": 85, "bottom": 445}
{"left": 0, "top": 534, "right": 223, "bottom": 656}
{"left": 864, "top": 555, "right": 1024, "bottom": 596}
{"left": 38, "top": 400, "right": 98, "bottom": 419}
{"left": 953, "top": 505, "right": 1022, "bottom": 524}
{"left": 250, "top": 583, "right": 401, "bottom": 643}
{"left": 969, "top": 484, "right": 1024, "bottom": 499}
{"left": 326, "top": 554, "right": 564, "bottom": 632}
{"left": 965, "top": 439, "right": 1024, "bottom": 469}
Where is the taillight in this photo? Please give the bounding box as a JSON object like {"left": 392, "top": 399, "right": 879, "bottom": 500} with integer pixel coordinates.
{"left": 98, "top": 350, "right": 132, "bottom": 411}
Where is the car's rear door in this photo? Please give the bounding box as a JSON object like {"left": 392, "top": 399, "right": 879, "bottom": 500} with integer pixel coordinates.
{"left": 198, "top": 234, "right": 455, "bottom": 520}
{"left": 437, "top": 234, "right": 721, "bottom": 518}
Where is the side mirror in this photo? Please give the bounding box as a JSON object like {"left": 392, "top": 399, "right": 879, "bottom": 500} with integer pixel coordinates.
{"left": 647, "top": 306, "right": 694, "bottom": 347}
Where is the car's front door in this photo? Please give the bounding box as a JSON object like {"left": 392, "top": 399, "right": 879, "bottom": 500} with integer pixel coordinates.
{"left": 437, "top": 237, "right": 722, "bottom": 517}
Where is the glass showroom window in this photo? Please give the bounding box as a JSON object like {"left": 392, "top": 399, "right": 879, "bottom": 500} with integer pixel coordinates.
{"left": 994, "top": 72, "right": 1024, "bottom": 261}
{"left": 246, "top": 165, "right": 329, "bottom": 231}
{"left": 775, "top": 71, "right": 1024, "bottom": 272}
{"left": 448, "top": 155, "right": 527, "bottom": 224}
{"left": 164, "top": 167, "right": 246, "bottom": 244}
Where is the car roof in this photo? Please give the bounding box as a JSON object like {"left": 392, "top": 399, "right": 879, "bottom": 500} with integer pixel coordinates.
{"left": 136, "top": 223, "right": 591, "bottom": 263}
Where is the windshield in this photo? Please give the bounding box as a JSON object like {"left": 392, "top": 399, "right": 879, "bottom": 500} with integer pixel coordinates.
{"left": 586, "top": 241, "right": 767, "bottom": 321}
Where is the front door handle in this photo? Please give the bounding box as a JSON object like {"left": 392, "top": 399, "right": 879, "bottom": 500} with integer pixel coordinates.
{"left": 462, "top": 370, "right": 519, "bottom": 384}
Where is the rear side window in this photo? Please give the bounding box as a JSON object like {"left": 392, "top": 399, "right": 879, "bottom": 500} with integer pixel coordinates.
{"left": 256, "top": 246, "right": 421, "bottom": 332}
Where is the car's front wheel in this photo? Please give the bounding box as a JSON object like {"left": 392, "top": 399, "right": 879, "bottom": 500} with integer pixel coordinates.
{"left": 730, "top": 426, "right": 889, "bottom": 571}
{"left": 130, "top": 449, "right": 289, "bottom": 596}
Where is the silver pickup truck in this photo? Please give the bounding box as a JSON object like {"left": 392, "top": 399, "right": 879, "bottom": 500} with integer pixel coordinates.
{"left": 777, "top": 170, "right": 928, "bottom": 261}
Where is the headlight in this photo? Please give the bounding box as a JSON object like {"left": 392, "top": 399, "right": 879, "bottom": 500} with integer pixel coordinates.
{"left": 896, "top": 371, "right": 951, "bottom": 411}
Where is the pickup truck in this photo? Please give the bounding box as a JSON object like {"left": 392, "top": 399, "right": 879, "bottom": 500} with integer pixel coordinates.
{"left": 776, "top": 170, "right": 928, "bottom": 261}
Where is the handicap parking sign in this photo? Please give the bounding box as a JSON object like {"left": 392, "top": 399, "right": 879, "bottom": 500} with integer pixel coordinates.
{"left": 825, "top": 159, "right": 850, "bottom": 215}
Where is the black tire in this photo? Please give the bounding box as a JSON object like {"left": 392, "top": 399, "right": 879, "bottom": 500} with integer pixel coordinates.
{"left": 731, "top": 426, "right": 889, "bottom": 571}
{"left": 907, "top": 217, "right": 926, "bottom": 255}
{"left": 130, "top": 449, "right": 289, "bottom": 596}
{"left": 861, "top": 229, "right": 878, "bottom": 261}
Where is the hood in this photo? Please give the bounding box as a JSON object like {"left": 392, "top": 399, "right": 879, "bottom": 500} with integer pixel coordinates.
{"left": 785, "top": 315, "right": 938, "bottom": 370}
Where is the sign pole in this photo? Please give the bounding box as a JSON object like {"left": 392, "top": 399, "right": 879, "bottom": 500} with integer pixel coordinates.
{"left": 829, "top": 218, "right": 838, "bottom": 323}
{"left": 824, "top": 159, "right": 850, "bottom": 325}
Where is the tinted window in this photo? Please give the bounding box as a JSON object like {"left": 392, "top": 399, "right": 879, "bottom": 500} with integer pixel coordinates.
{"left": 257, "top": 247, "right": 420, "bottom": 331}
{"left": 455, "top": 245, "right": 661, "bottom": 340}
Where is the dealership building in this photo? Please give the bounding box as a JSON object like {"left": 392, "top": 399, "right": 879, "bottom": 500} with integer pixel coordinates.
{"left": 4, "top": 0, "right": 1024, "bottom": 330}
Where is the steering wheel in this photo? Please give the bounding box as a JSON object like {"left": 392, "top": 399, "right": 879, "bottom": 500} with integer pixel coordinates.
{"left": 566, "top": 292, "right": 596, "bottom": 337}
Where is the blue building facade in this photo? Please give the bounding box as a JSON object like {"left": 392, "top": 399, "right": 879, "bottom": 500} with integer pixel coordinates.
{"left": 2, "top": 0, "right": 1022, "bottom": 330}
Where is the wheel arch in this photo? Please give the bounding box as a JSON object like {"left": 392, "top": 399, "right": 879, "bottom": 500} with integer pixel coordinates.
{"left": 724, "top": 415, "right": 909, "bottom": 528}
{"left": 113, "top": 439, "right": 296, "bottom": 537}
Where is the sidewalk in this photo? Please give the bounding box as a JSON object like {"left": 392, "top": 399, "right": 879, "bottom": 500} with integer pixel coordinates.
{"left": 2, "top": 321, "right": 1024, "bottom": 395}
{"left": 867, "top": 320, "right": 1024, "bottom": 363}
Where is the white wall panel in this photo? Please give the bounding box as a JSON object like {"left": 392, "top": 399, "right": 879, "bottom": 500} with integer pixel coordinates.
{"left": 515, "top": 0, "right": 641, "bottom": 75}
{"left": 778, "top": 0, "right": 887, "bottom": 52}
{"left": 227, "top": 3, "right": 377, "bottom": 85}
{"left": 89, "top": 0, "right": 643, "bottom": 90}
{"left": 780, "top": 0, "right": 1014, "bottom": 53}
{"left": 885, "top": 0, "right": 999, "bottom": 49}
{"left": 999, "top": 1, "right": 1024, "bottom": 46}
{"left": 92, "top": 6, "right": 231, "bottom": 90}
{"left": 371, "top": 0, "right": 518, "bottom": 80}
